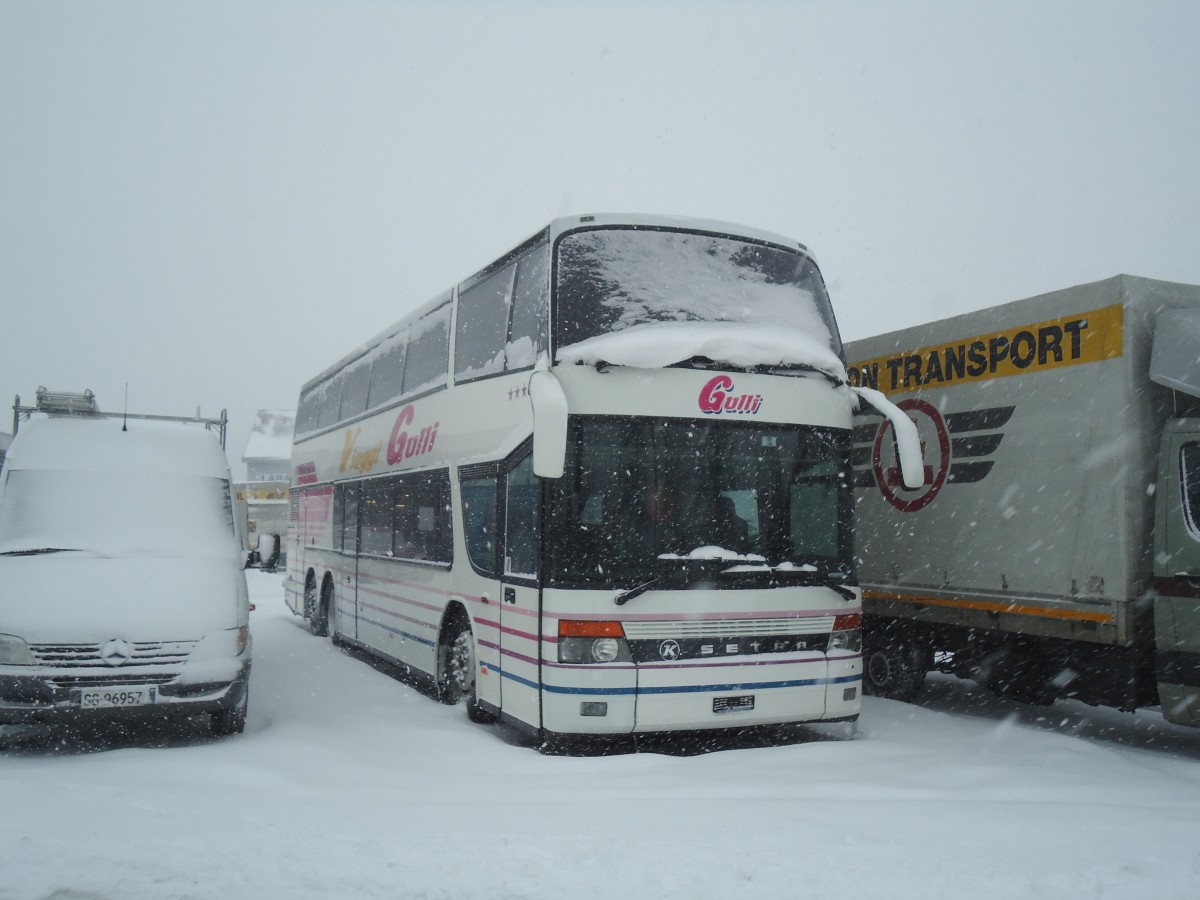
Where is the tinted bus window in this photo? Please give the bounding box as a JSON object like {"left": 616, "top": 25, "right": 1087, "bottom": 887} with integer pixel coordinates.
{"left": 505, "top": 455, "right": 539, "bottom": 577}
{"left": 333, "top": 482, "right": 359, "bottom": 553}
{"left": 395, "top": 472, "right": 452, "bottom": 563}
{"left": 507, "top": 244, "right": 549, "bottom": 371}
{"left": 296, "top": 385, "right": 322, "bottom": 435}
{"left": 360, "top": 477, "right": 395, "bottom": 557}
{"left": 461, "top": 474, "right": 498, "bottom": 575}
{"left": 316, "top": 373, "right": 346, "bottom": 430}
{"left": 403, "top": 305, "right": 450, "bottom": 396}
{"left": 456, "top": 263, "right": 516, "bottom": 382}
{"left": 367, "top": 332, "right": 407, "bottom": 410}
{"left": 340, "top": 357, "right": 372, "bottom": 420}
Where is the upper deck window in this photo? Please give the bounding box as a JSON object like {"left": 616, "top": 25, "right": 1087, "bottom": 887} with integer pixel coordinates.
{"left": 554, "top": 227, "right": 841, "bottom": 367}
{"left": 403, "top": 305, "right": 451, "bottom": 396}
{"left": 454, "top": 242, "right": 550, "bottom": 384}
{"left": 455, "top": 263, "right": 517, "bottom": 382}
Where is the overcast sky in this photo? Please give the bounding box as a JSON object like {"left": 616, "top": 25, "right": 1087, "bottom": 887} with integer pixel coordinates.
{"left": 2, "top": 0, "right": 1198, "bottom": 472}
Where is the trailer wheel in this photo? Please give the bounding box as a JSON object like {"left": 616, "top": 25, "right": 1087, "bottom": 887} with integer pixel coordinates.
{"left": 438, "top": 615, "right": 496, "bottom": 724}
{"left": 863, "top": 640, "right": 928, "bottom": 702}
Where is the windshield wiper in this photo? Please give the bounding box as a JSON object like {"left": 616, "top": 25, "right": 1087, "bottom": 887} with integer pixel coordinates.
{"left": 0, "top": 547, "right": 76, "bottom": 557}
{"left": 826, "top": 582, "right": 857, "bottom": 602}
{"left": 614, "top": 576, "right": 664, "bottom": 606}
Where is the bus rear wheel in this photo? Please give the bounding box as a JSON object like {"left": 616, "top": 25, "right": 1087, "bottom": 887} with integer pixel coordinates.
{"left": 310, "top": 578, "right": 332, "bottom": 637}
{"left": 303, "top": 574, "right": 317, "bottom": 623}
{"left": 439, "top": 617, "right": 496, "bottom": 724}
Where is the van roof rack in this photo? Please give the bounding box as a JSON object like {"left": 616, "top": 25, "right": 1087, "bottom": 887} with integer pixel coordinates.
{"left": 13, "top": 388, "right": 228, "bottom": 449}
{"left": 33, "top": 387, "right": 100, "bottom": 416}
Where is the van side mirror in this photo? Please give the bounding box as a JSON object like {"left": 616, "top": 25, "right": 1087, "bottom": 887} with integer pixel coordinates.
{"left": 851, "top": 386, "right": 925, "bottom": 490}
{"left": 529, "top": 366, "right": 568, "bottom": 479}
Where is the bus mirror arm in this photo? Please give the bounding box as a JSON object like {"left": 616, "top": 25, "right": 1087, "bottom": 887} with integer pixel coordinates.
{"left": 850, "top": 386, "right": 925, "bottom": 490}
{"left": 529, "top": 366, "right": 568, "bottom": 479}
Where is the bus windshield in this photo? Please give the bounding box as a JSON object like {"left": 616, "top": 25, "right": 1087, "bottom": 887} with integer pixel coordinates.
{"left": 553, "top": 227, "right": 842, "bottom": 360}
{"left": 545, "top": 417, "right": 853, "bottom": 590}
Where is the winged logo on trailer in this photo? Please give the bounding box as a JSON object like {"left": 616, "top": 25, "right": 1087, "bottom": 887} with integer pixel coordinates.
{"left": 850, "top": 403, "right": 1016, "bottom": 512}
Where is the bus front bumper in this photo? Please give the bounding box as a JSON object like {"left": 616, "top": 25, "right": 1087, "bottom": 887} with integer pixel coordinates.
{"left": 541, "top": 652, "right": 862, "bottom": 735}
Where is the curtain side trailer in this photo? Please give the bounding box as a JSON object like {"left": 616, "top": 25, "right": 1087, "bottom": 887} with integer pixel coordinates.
{"left": 846, "top": 275, "right": 1200, "bottom": 726}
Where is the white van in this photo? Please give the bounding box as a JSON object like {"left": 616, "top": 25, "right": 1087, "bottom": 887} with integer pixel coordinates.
{"left": 0, "top": 390, "right": 251, "bottom": 735}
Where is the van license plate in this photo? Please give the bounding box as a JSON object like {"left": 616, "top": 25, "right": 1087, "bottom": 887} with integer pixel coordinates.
{"left": 713, "top": 695, "right": 754, "bottom": 714}
{"left": 75, "top": 687, "right": 155, "bottom": 709}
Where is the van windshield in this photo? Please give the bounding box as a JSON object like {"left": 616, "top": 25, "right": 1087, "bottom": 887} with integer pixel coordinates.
{"left": 0, "top": 471, "right": 237, "bottom": 558}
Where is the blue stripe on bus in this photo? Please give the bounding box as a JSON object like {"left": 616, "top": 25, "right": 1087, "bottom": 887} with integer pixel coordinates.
{"left": 481, "top": 662, "right": 860, "bottom": 696}
{"left": 352, "top": 612, "right": 437, "bottom": 648}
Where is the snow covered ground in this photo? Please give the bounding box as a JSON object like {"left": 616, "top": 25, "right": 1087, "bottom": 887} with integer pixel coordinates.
{"left": 4, "top": 571, "right": 1200, "bottom": 900}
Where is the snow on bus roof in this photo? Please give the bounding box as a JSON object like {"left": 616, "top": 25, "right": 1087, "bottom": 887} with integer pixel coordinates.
{"left": 298, "top": 215, "right": 818, "bottom": 393}
{"left": 556, "top": 322, "right": 846, "bottom": 378}
{"left": 7, "top": 415, "right": 230, "bottom": 477}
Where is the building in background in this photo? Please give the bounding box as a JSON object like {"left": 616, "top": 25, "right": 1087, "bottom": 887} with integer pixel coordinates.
{"left": 0, "top": 431, "right": 11, "bottom": 471}
{"left": 234, "top": 410, "right": 294, "bottom": 551}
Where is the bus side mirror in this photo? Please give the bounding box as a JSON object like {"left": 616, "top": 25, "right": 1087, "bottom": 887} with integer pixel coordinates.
{"left": 529, "top": 366, "right": 568, "bottom": 479}
{"left": 851, "top": 386, "right": 925, "bottom": 490}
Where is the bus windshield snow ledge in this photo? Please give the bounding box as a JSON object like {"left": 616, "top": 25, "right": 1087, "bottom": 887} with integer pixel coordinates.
{"left": 555, "top": 321, "right": 846, "bottom": 380}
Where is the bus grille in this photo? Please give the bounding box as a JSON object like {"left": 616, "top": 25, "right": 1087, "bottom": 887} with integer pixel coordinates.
{"left": 622, "top": 617, "right": 835, "bottom": 641}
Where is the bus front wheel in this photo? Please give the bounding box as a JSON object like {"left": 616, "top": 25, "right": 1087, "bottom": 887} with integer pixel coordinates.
{"left": 439, "top": 617, "right": 496, "bottom": 724}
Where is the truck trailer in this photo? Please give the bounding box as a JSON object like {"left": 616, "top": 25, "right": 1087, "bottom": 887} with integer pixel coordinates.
{"left": 846, "top": 275, "right": 1200, "bottom": 727}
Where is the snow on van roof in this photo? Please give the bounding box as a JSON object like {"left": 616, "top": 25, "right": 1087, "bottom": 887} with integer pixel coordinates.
{"left": 7, "top": 415, "right": 231, "bottom": 477}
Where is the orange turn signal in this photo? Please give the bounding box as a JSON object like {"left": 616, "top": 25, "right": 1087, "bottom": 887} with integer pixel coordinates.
{"left": 559, "top": 620, "right": 625, "bottom": 638}
{"left": 833, "top": 613, "right": 862, "bottom": 631}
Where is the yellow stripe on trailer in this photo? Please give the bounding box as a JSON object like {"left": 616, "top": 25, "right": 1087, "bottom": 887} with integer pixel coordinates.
{"left": 863, "top": 589, "right": 1115, "bottom": 625}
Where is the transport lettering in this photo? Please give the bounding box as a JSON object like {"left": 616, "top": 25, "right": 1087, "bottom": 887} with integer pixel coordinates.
{"left": 847, "top": 306, "right": 1121, "bottom": 395}
{"left": 698, "top": 375, "right": 763, "bottom": 415}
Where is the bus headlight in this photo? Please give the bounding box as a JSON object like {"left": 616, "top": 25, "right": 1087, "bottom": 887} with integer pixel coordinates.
{"left": 558, "top": 621, "right": 631, "bottom": 664}
{"left": 828, "top": 613, "right": 862, "bottom": 653}
{"left": 590, "top": 638, "right": 620, "bottom": 663}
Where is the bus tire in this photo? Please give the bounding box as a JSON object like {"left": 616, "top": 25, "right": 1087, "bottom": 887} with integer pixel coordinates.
{"left": 439, "top": 616, "right": 496, "bottom": 724}
{"left": 325, "top": 582, "right": 339, "bottom": 645}
{"left": 303, "top": 573, "right": 317, "bottom": 623}
{"left": 863, "top": 639, "right": 927, "bottom": 702}
{"left": 310, "top": 577, "right": 333, "bottom": 637}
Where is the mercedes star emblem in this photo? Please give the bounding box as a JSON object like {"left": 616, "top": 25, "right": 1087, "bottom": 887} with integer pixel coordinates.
{"left": 100, "top": 639, "right": 134, "bottom": 667}
{"left": 658, "top": 639, "right": 682, "bottom": 661}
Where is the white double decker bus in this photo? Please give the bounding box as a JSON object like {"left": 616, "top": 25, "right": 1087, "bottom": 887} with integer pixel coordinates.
{"left": 284, "top": 213, "right": 919, "bottom": 743}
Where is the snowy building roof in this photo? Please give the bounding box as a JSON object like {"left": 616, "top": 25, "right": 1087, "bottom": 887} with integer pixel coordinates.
{"left": 242, "top": 410, "right": 296, "bottom": 462}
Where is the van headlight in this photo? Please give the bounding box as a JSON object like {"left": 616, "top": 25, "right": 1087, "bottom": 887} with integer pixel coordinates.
{"left": 0, "top": 633, "right": 36, "bottom": 666}
{"left": 189, "top": 626, "right": 251, "bottom": 662}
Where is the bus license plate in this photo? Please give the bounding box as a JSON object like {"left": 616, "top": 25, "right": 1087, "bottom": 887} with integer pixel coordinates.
{"left": 713, "top": 695, "right": 754, "bottom": 714}
{"left": 75, "top": 686, "right": 156, "bottom": 709}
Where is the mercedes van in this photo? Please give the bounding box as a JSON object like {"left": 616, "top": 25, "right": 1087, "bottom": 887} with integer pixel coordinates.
{"left": 0, "top": 389, "right": 251, "bottom": 735}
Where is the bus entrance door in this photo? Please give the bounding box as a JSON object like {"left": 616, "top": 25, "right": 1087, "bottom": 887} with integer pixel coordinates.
{"left": 499, "top": 453, "right": 542, "bottom": 729}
